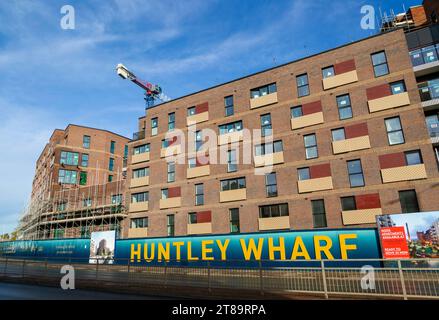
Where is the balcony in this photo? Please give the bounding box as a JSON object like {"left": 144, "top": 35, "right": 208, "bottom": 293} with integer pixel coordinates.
{"left": 298, "top": 176, "right": 333, "bottom": 194}
{"left": 367, "top": 92, "right": 410, "bottom": 113}
{"left": 332, "top": 136, "right": 371, "bottom": 154}
{"left": 128, "top": 227, "right": 148, "bottom": 238}
{"left": 219, "top": 188, "right": 247, "bottom": 203}
{"left": 290, "top": 112, "right": 324, "bottom": 130}
{"left": 381, "top": 164, "right": 427, "bottom": 183}
{"left": 159, "top": 197, "right": 181, "bottom": 209}
{"left": 410, "top": 44, "right": 439, "bottom": 76}
{"left": 132, "top": 130, "right": 145, "bottom": 141}
{"left": 130, "top": 176, "right": 149, "bottom": 188}
{"left": 419, "top": 83, "right": 439, "bottom": 110}
{"left": 250, "top": 92, "right": 278, "bottom": 109}
{"left": 427, "top": 123, "right": 439, "bottom": 144}
{"left": 258, "top": 216, "right": 290, "bottom": 231}
{"left": 323, "top": 70, "right": 358, "bottom": 90}
{"left": 342, "top": 208, "right": 383, "bottom": 226}
{"left": 217, "top": 131, "right": 243, "bottom": 145}
{"left": 131, "top": 152, "right": 150, "bottom": 164}
{"left": 187, "top": 223, "right": 212, "bottom": 235}
{"left": 160, "top": 145, "right": 182, "bottom": 158}
{"left": 187, "top": 111, "right": 209, "bottom": 126}
{"left": 129, "top": 201, "right": 149, "bottom": 213}
{"left": 254, "top": 151, "right": 284, "bottom": 167}
{"left": 187, "top": 165, "right": 210, "bottom": 179}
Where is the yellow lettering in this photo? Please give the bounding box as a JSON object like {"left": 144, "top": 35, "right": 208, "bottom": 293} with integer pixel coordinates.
{"left": 240, "top": 238, "right": 264, "bottom": 260}
{"left": 157, "top": 242, "right": 170, "bottom": 261}
{"left": 339, "top": 234, "right": 357, "bottom": 259}
{"left": 187, "top": 241, "right": 198, "bottom": 261}
{"left": 290, "top": 236, "right": 311, "bottom": 260}
{"left": 268, "top": 237, "right": 286, "bottom": 260}
{"left": 201, "top": 240, "right": 214, "bottom": 261}
{"left": 314, "top": 236, "right": 334, "bottom": 260}
{"left": 143, "top": 243, "right": 155, "bottom": 262}
{"left": 216, "top": 239, "right": 230, "bottom": 260}
{"left": 130, "top": 243, "right": 141, "bottom": 262}
{"left": 173, "top": 241, "right": 184, "bottom": 261}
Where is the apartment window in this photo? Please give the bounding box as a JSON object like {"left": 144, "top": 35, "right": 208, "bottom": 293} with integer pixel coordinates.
{"left": 219, "top": 121, "right": 243, "bottom": 135}
{"left": 112, "top": 194, "right": 122, "bottom": 204}
{"left": 60, "top": 151, "right": 79, "bottom": 166}
{"left": 322, "top": 66, "right": 335, "bottom": 79}
{"left": 131, "top": 217, "right": 148, "bottom": 229}
{"left": 162, "top": 139, "right": 170, "bottom": 148}
{"left": 385, "top": 117, "right": 405, "bottom": 145}
{"left": 83, "top": 135, "right": 90, "bottom": 149}
{"left": 188, "top": 212, "right": 197, "bottom": 224}
{"left": 255, "top": 141, "right": 283, "bottom": 156}
{"left": 304, "top": 134, "right": 318, "bottom": 159}
{"left": 297, "top": 73, "right": 310, "bottom": 97}
{"left": 79, "top": 171, "right": 87, "bottom": 186}
{"left": 167, "top": 162, "right": 175, "bottom": 182}
{"left": 399, "top": 190, "right": 420, "bottom": 213}
{"left": 167, "top": 215, "right": 175, "bottom": 237}
{"left": 336, "top": 94, "right": 353, "bottom": 120}
{"left": 124, "top": 145, "right": 128, "bottom": 159}
{"left": 229, "top": 208, "right": 240, "bottom": 233}
{"left": 110, "top": 141, "right": 116, "bottom": 154}
{"left": 265, "top": 172, "right": 278, "bottom": 197}
{"left": 133, "top": 144, "right": 150, "bottom": 154}
{"left": 58, "top": 169, "right": 77, "bottom": 184}
{"left": 109, "top": 158, "right": 114, "bottom": 171}
{"left": 291, "top": 106, "right": 303, "bottom": 118}
{"left": 187, "top": 106, "right": 196, "bottom": 116}
{"left": 225, "top": 96, "right": 234, "bottom": 116}
{"left": 188, "top": 157, "right": 197, "bottom": 169}
{"left": 227, "top": 149, "right": 237, "bottom": 172}
{"left": 297, "top": 167, "right": 310, "bottom": 181}
{"left": 81, "top": 154, "right": 89, "bottom": 167}
{"left": 347, "top": 159, "right": 365, "bottom": 187}
{"left": 341, "top": 196, "right": 356, "bottom": 211}
{"left": 133, "top": 167, "right": 149, "bottom": 178}
{"left": 131, "top": 192, "right": 148, "bottom": 203}
{"left": 332, "top": 128, "right": 346, "bottom": 141}
{"left": 259, "top": 203, "right": 289, "bottom": 218}
{"left": 390, "top": 81, "right": 406, "bottom": 95}
{"left": 83, "top": 198, "right": 92, "bottom": 207}
{"left": 108, "top": 175, "right": 113, "bottom": 182}
{"left": 195, "top": 130, "right": 203, "bottom": 151}
{"left": 221, "top": 177, "right": 246, "bottom": 191}
{"left": 151, "top": 117, "right": 158, "bottom": 136}
{"left": 161, "top": 189, "right": 169, "bottom": 199}
{"left": 371, "top": 51, "right": 389, "bottom": 77}
{"left": 260, "top": 114, "right": 272, "bottom": 137}
{"left": 311, "top": 200, "right": 327, "bottom": 228}
{"left": 250, "top": 83, "right": 277, "bottom": 99}
{"left": 168, "top": 112, "right": 175, "bottom": 131}
{"left": 195, "top": 183, "right": 204, "bottom": 206}
{"left": 405, "top": 150, "right": 423, "bottom": 166}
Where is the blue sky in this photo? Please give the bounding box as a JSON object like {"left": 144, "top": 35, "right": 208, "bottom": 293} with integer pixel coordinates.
{"left": 0, "top": 0, "right": 423, "bottom": 234}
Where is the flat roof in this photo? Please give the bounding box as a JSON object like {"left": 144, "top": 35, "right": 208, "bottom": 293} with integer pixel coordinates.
{"left": 65, "top": 124, "right": 130, "bottom": 140}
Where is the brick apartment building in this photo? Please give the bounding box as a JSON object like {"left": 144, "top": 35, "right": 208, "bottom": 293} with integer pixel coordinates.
{"left": 19, "top": 124, "right": 129, "bottom": 239}
{"left": 123, "top": 7, "right": 439, "bottom": 239}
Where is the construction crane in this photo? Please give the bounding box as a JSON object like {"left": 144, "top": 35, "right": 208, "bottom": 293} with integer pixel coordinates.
{"left": 116, "top": 63, "right": 169, "bottom": 109}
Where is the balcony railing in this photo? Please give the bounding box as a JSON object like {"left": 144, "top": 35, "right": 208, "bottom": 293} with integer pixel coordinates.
{"left": 419, "top": 83, "right": 439, "bottom": 101}
{"left": 132, "top": 130, "right": 145, "bottom": 141}
{"left": 427, "top": 123, "right": 439, "bottom": 138}
{"left": 410, "top": 44, "right": 439, "bottom": 67}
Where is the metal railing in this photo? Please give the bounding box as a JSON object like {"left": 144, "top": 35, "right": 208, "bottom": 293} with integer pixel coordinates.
{"left": 0, "top": 257, "right": 438, "bottom": 299}
{"left": 419, "top": 83, "right": 439, "bottom": 102}
{"left": 410, "top": 44, "right": 439, "bottom": 67}
{"left": 132, "top": 130, "right": 145, "bottom": 141}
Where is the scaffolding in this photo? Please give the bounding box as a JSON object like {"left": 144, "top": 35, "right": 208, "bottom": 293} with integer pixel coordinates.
{"left": 379, "top": 4, "right": 423, "bottom": 33}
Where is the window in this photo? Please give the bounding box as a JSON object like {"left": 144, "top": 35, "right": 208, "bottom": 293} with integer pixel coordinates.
{"left": 265, "top": 173, "right": 278, "bottom": 197}
{"left": 332, "top": 128, "right": 346, "bottom": 141}
{"left": 311, "top": 200, "right": 327, "bottom": 228}
{"left": 83, "top": 135, "right": 90, "bottom": 149}
{"left": 297, "top": 74, "right": 310, "bottom": 97}
{"left": 188, "top": 212, "right": 198, "bottom": 224}
{"left": 220, "top": 177, "right": 246, "bottom": 191}
{"left": 255, "top": 141, "right": 283, "bottom": 156}
{"left": 227, "top": 149, "right": 237, "bottom": 172}
{"left": 195, "top": 183, "right": 204, "bottom": 206}
{"left": 399, "top": 190, "right": 420, "bottom": 213}
{"left": 371, "top": 51, "right": 389, "bottom": 77}
{"left": 79, "top": 171, "right": 87, "bottom": 186}
{"left": 112, "top": 194, "right": 122, "bottom": 204}
{"left": 219, "top": 121, "right": 243, "bottom": 135}
{"left": 187, "top": 106, "right": 196, "bottom": 116}
{"left": 60, "top": 151, "right": 79, "bottom": 166}
{"left": 108, "top": 175, "right": 113, "bottom": 182}
{"left": 110, "top": 141, "right": 116, "bottom": 154}
{"left": 195, "top": 130, "right": 203, "bottom": 151}
{"left": 168, "top": 112, "right": 175, "bottom": 131}
{"left": 133, "top": 167, "right": 149, "bottom": 178}
{"left": 81, "top": 154, "right": 89, "bottom": 167}
{"left": 161, "top": 189, "right": 169, "bottom": 199}
{"left": 259, "top": 203, "right": 289, "bottom": 218}
{"left": 229, "top": 208, "right": 240, "bottom": 233}
{"left": 167, "top": 162, "right": 175, "bottom": 182}
{"left": 83, "top": 198, "right": 92, "bottom": 207}
{"left": 347, "top": 159, "right": 365, "bottom": 187}
{"left": 167, "top": 215, "right": 175, "bottom": 237}
{"left": 405, "top": 150, "right": 423, "bottom": 166}
{"left": 58, "top": 169, "right": 77, "bottom": 184}
{"left": 322, "top": 66, "right": 335, "bottom": 79}
{"left": 109, "top": 158, "right": 114, "bottom": 171}
{"left": 131, "top": 192, "right": 148, "bottom": 203}
{"left": 124, "top": 145, "right": 128, "bottom": 159}
{"left": 385, "top": 117, "right": 405, "bottom": 145}
{"left": 188, "top": 157, "right": 197, "bottom": 169}
{"left": 390, "top": 81, "right": 406, "bottom": 95}
{"left": 225, "top": 96, "right": 234, "bottom": 116}
{"left": 133, "top": 144, "right": 150, "bottom": 155}
{"left": 250, "top": 83, "right": 277, "bottom": 99}
{"left": 336, "top": 94, "right": 353, "bottom": 120}
{"left": 260, "top": 114, "right": 272, "bottom": 137}
{"left": 57, "top": 202, "right": 67, "bottom": 212}
{"left": 131, "top": 217, "right": 148, "bottom": 229}
{"left": 341, "top": 196, "right": 356, "bottom": 211}
{"left": 304, "top": 134, "right": 318, "bottom": 159}
{"left": 151, "top": 117, "right": 158, "bottom": 136}
{"left": 291, "top": 106, "right": 303, "bottom": 118}
{"left": 297, "top": 167, "right": 310, "bottom": 181}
